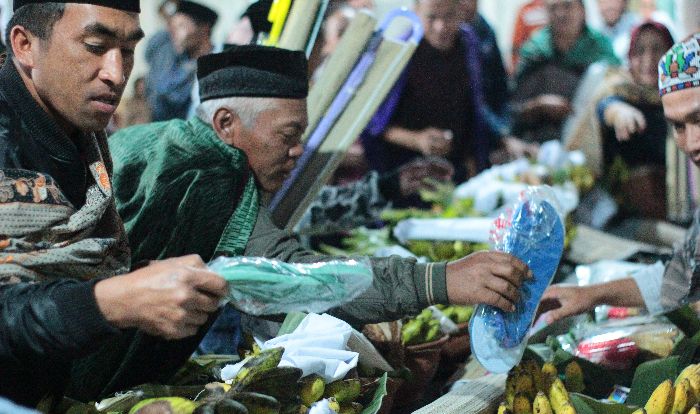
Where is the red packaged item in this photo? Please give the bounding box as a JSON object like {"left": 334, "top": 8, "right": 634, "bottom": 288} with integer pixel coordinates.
{"left": 575, "top": 334, "right": 639, "bottom": 370}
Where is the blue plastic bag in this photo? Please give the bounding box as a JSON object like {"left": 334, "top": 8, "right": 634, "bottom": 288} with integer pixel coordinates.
{"left": 470, "top": 187, "right": 565, "bottom": 373}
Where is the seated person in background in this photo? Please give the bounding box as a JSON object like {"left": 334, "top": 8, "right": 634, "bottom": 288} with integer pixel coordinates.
{"left": 541, "top": 33, "right": 700, "bottom": 323}
{"left": 511, "top": 0, "right": 548, "bottom": 70}
{"left": 567, "top": 22, "right": 675, "bottom": 219}
{"left": 512, "top": 0, "right": 620, "bottom": 144}
{"left": 592, "top": 0, "right": 640, "bottom": 63}
{"left": 361, "top": 0, "right": 489, "bottom": 189}
{"left": 145, "top": 1, "right": 218, "bottom": 121}
{"left": 109, "top": 46, "right": 530, "bottom": 333}
{"left": 460, "top": 0, "right": 539, "bottom": 162}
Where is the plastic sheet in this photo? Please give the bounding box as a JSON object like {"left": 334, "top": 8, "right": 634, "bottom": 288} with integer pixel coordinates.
{"left": 209, "top": 257, "right": 373, "bottom": 315}
{"left": 470, "top": 187, "right": 566, "bottom": 373}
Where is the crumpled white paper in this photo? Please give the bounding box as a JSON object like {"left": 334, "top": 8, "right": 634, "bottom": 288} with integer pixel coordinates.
{"left": 221, "top": 313, "right": 359, "bottom": 383}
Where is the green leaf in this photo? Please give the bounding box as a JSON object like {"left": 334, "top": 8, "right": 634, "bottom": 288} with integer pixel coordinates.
{"left": 570, "top": 393, "right": 637, "bottom": 414}
{"left": 550, "top": 350, "right": 634, "bottom": 399}
{"left": 278, "top": 312, "right": 307, "bottom": 336}
{"left": 665, "top": 305, "right": 700, "bottom": 337}
{"left": 671, "top": 330, "right": 700, "bottom": 367}
{"left": 361, "top": 373, "right": 388, "bottom": 414}
{"left": 626, "top": 356, "right": 680, "bottom": 406}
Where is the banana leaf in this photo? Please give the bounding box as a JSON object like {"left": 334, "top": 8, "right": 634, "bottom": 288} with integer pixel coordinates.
{"left": 670, "top": 330, "right": 700, "bottom": 368}
{"left": 570, "top": 393, "right": 637, "bottom": 414}
{"left": 665, "top": 305, "right": 700, "bottom": 337}
{"left": 361, "top": 373, "right": 388, "bottom": 414}
{"left": 625, "top": 356, "right": 680, "bottom": 406}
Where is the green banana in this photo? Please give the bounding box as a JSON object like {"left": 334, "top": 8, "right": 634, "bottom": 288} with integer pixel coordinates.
{"left": 236, "top": 366, "right": 303, "bottom": 402}
{"left": 231, "top": 392, "right": 281, "bottom": 414}
{"left": 300, "top": 375, "right": 325, "bottom": 406}
{"left": 338, "top": 402, "right": 363, "bottom": 414}
{"left": 215, "top": 399, "right": 250, "bottom": 414}
{"left": 564, "top": 362, "right": 585, "bottom": 393}
{"left": 323, "top": 379, "right": 361, "bottom": 404}
{"left": 234, "top": 348, "right": 284, "bottom": 387}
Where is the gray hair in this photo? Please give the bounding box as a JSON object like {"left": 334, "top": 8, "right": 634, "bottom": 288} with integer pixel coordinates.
{"left": 196, "top": 97, "right": 277, "bottom": 129}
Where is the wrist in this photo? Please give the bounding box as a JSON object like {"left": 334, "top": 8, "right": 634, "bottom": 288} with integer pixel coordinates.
{"left": 94, "top": 276, "right": 132, "bottom": 329}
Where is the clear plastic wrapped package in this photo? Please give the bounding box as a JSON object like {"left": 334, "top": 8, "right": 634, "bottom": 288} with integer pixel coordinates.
{"left": 209, "top": 257, "right": 374, "bottom": 315}
{"left": 470, "top": 187, "right": 566, "bottom": 373}
{"left": 571, "top": 317, "right": 680, "bottom": 369}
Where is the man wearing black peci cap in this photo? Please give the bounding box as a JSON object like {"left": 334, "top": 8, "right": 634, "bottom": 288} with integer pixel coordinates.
{"left": 0, "top": 1, "right": 230, "bottom": 406}
{"left": 110, "top": 45, "right": 531, "bottom": 351}
{"left": 145, "top": 0, "right": 218, "bottom": 121}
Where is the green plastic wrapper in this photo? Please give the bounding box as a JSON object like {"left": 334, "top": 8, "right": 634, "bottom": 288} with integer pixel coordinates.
{"left": 209, "top": 256, "right": 374, "bottom": 315}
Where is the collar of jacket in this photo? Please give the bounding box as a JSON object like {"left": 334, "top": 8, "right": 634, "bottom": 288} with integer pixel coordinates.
{"left": 0, "top": 61, "right": 89, "bottom": 207}
{"left": 0, "top": 60, "right": 83, "bottom": 163}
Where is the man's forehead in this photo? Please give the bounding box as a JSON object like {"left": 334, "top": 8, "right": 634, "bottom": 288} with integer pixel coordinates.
{"left": 663, "top": 89, "right": 700, "bottom": 121}
{"left": 63, "top": 4, "right": 144, "bottom": 40}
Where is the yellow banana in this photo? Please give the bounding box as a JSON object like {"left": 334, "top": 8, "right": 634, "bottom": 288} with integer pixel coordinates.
{"left": 548, "top": 378, "right": 571, "bottom": 414}
{"left": 542, "top": 363, "right": 558, "bottom": 379}
{"left": 300, "top": 375, "right": 325, "bottom": 406}
{"left": 564, "top": 362, "right": 585, "bottom": 393}
{"left": 506, "top": 373, "right": 518, "bottom": 410}
{"left": 559, "top": 402, "right": 576, "bottom": 414}
{"left": 515, "top": 373, "right": 536, "bottom": 400}
{"left": 542, "top": 362, "right": 558, "bottom": 391}
{"left": 327, "top": 398, "right": 341, "bottom": 413}
{"left": 533, "top": 392, "right": 553, "bottom": 414}
{"left": 525, "top": 360, "right": 547, "bottom": 393}
{"left": 688, "top": 373, "right": 700, "bottom": 401}
{"left": 645, "top": 380, "right": 675, "bottom": 414}
{"left": 672, "top": 378, "right": 696, "bottom": 414}
{"left": 631, "top": 409, "right": 647, "bottom": 414}
{"left": 676, "top": 365, "right": 700, "bottom": 386}
{"left": 688, "top": 404, "right": 700, "bottom": 414}
{"left": 499, "top": 402, "right": 512, "bottom": 414}
{"left": 513, "top": 392, "right": 532, "bottom": 414}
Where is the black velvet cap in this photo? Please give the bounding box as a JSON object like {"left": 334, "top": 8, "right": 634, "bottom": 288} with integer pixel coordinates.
{"left": 176, "top": 0, "right": 218, "bottom": 26}
{"left": 197, "top": 45, "right": 308, "bottom": 102}
{"left": 13, "top": 0, "right": 140, "bottom": 12}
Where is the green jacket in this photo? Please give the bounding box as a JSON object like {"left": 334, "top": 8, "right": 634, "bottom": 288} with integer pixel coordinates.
{"left": 109, "top": 118, "right": 448, "bottom": 327}
{"left": 517, "top": 26, "right": 620, "bottom": 82}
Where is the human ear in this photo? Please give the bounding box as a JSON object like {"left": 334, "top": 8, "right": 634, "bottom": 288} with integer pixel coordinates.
{"left": 9, "top": 26, "right": 37, "bottom": 69}
{"left": 212, "top": 107, "right": 243, "bottom": 147}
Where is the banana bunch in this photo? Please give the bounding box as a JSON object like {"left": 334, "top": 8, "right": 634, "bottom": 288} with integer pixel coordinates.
{"left": 298, "top": 377, "right": 364, "bottom": 414}
{"left": 501, "top": 360, "right": 584, "bottom": 414}
{"left": 635, "top": 364, "right": 700, "bottom": 414}
{"left": 401, "top": 308, "right": 443, "bottom": 346}
{"left": 434, "top": 304, "right": 474, "bottom": 325}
